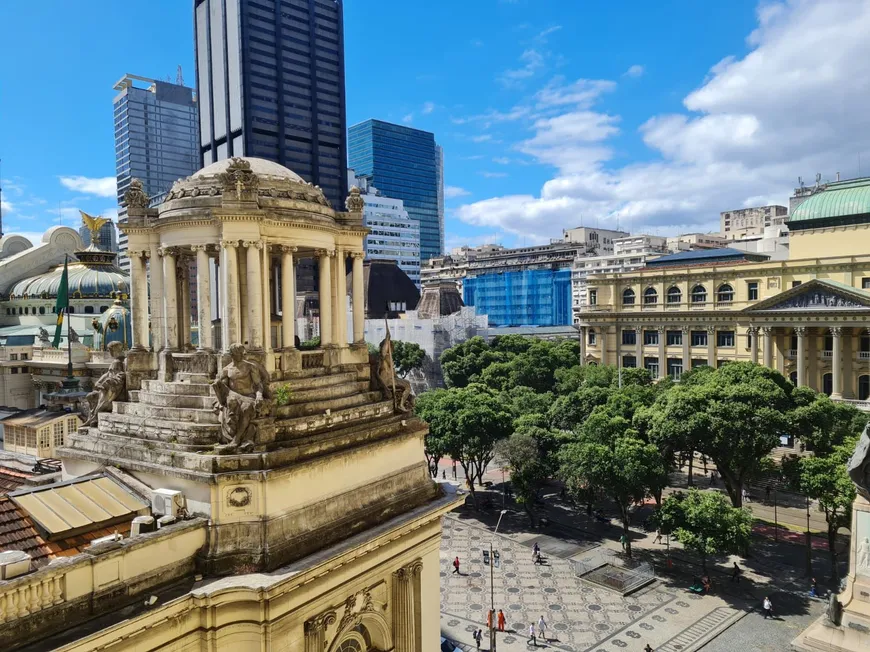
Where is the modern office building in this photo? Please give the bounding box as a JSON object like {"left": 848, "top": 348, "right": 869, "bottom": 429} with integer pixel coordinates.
{"left": 348, "top": 120, "right": 443, "bottom": 261}
{"left": 194, "top": 0, "right": 348, "bottom": 210}
{"left": 348, "top": 170, "right": 421, "bottom": 285}
{"left": 463, "top": 268, "right": 573, "bottom": 328}
{"left": 113, "top": 74, "right": 199, "bottom": 272}
{"left": 578, "top": 176, "right": 870, "bottom": 402}
{"left": 78, "top": 220, "right": 118, "bottom": 253}
{"left": 720, "top": 204, "right": 788, "bottom": 239}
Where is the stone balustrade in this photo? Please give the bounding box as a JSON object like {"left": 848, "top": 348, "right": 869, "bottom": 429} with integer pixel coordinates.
{"left": 31, "top": 347, "right": 90, "bottom": 363}
{"left": 0, "top": 571, "right": 64, "bottom": 623}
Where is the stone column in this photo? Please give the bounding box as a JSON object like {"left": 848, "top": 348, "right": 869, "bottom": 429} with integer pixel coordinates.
{"left": 762, "top": 326, "right": 773, "bottom": 368}
{"left": 148, "top": 243, "right": 165, "bottom": 351}
{"left": 193, "top": 245, "right": 213, "bottom": 351}
{"left": 161, "top": 248, "right": 179, "bottom": 351}
{"left": 392, "top": 561, "right": 423, "bottom": 652}
{"left": 796, "top": 326, "right": 808, "bottom": 387}
{"left": 244, "top": 241, "right": 263, "bottom": 348}
{"left": 262, "top": 242, "right": 272, "bottom": 352}
{"left": 351, "top": 251, "right": 365, "bottom": 344}
{"left": 635, "top": 326, "right": 643, "bottom": 368}
{"left": 578, "top": 326, "right": 587, "bottom": 364}
{"left": 831, "top": 326, "right": 843, "bottom": 398}
{"left": 221, "top": 240, "right": 240, "bottom": 349}
{"left": 682, "top": 326, "right": 691, "bottom": 372}
{"left": 303, "top": 612, "right": 336, "bottom": 652}
{"left": 317, "top": 250, "right": 333, "bottom": 346}
{"left": 657, "top": 326, "right": 667, "bottom": 380}
{"left": 333, "top": 248, "right": 348, "bottom": 346}
{"left": 129, "top": 250, "right": 149, "bottom": 350}
{"left": 281, "top": 246, "right": 297, "bottom": 349}
{"left": 707, "top": 326, "right": 717, "bottom": 367}
{"left": 748, "top": 326, "right": 759, "bottom": 364}
{"left": 180, "top": 258, "right": 192, "bottom": 350}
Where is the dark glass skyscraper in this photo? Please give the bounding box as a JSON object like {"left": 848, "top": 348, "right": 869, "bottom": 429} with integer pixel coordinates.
{"left": 348, "top": 120, "right": 444, "bottom": 261}
{"left": 194, "top": 0, "right": 348, "bottom": 209}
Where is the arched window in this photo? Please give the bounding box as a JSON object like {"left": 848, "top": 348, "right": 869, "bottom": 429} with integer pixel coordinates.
{"left": 859, "top": 375, "right": 870, "bottom": 401}
{"left": 84, "top": 306, "right": 94, "bottom": 314}
{"left": 691, "top": 285, "right": 707, "bottom": 303}
{"left": 100, "top": 306, "right": 109, "bottom": 313}
{"left": 823, "top": 373, "right": 833, "bottom": 396}
{"left": 667, "top": 287, "right": 682, "bottom": 304}
{"left": 717, "top": 284, "right": 734, "bottom": 303}
{"left": 68, "top": 307, "right": 75, "bottom": 314}
{"left": 335, "top": 639, "right": 363, "bottom": 652}
{"left": 643, "top": 288, "right": 658, "bottom": 305}
{"left": 38, "top": 307, "right": 45, "bottom": 315}
{"left": 622, "top": 288, "right": 636, "bottom": 305}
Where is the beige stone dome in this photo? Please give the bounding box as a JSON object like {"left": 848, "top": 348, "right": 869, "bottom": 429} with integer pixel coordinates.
{"left": 191, "top": 157, "right": 305, "bottom": 184}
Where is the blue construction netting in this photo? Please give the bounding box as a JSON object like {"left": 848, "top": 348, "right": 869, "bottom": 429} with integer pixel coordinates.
{"left": 463, "top": 268, "right": 573, "bottom": 327}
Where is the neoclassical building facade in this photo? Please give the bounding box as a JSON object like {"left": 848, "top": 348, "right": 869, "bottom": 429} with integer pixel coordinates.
{"left": 578, "top": 177, "right": 870, "bottom": 406}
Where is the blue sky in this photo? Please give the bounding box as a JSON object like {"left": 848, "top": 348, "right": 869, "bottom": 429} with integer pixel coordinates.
{"left": 2, "top": 0, "right": 870, "bottom": 249}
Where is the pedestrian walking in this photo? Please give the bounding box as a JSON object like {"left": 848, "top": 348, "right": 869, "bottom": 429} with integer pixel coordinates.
{"left": 810, "top": 577, "right": 819, "bottom": 598}
{"left": 537, "top": 615, "right": 547, "bottom": 642}
{"left": 473, "top": 629, "right": 481, "bottom": 651}
{"left": 762, "top": 596, "right": 773, "bottom": 619}
{"left": 452, "top": 556, "right": 460, "bottom": 574}
{"left": 766, "top": 485, "right": 771, "bottom": 501}
{"left": 497, "top": 609, "right": 506, "bottom": 631}
{"left": 742, "top": 487, "right": 751, "bottom": 503}
{"left": 534, "top": 550, "right": 543, "bottom": 565}
{"left": 654, "top": 528, "right": 663, "bottom": 544}
{"left": 644, "top": 645, "right": 654, "bottom": 652}
{"left": 452, "top": 462, "right": 457, "bottom": 479}
{"left": 619, "top": 534, "right": 627, "bottom": 551}
{"left": 731, "top": 562, "right": 741, "bottom": 583}
{"left": 528, "top": 623, "right": 536, "bottom": 646}
{"left": 442, "top": 470, "right": 446, "bottom": 480}
{"left": 533, "top": 541, "right": 540, "bottom": 556}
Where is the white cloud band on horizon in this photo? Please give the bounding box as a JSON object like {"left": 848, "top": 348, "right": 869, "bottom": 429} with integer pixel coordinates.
{"left": 59, "top": 175, "right": 116, "bottom": 198}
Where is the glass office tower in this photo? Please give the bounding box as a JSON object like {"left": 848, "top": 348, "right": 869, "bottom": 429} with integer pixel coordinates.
{"left": 194, "top": 0, "right": 348, "bottom": 210}
{"left": 348, "top": 119, "right": 444, "bottom": 262}
{"left": 463, "top": 269, "right": 573, "bottom": 327}
{"left": 113, "top": 74, "right": 199, "bottom": 271}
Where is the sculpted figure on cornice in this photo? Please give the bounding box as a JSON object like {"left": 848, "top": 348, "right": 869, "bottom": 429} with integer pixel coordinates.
{"left": 218, "top": 157, "right": 259, "bottom": 201}
{"left": 124, "top": 178, "right": 149, "bottom": 209}
{"left": 374, "top": 327, "right": 414, "bottom": 413}
{"left": 848, "top": 422, "right": 870, "bottom": 501}
{"left": 345, "top": 186, "right": 365, "bottom": 213}
{"left": 83, "top": 341, "right": 126, "bottom": 427}
{"left": 212, "top": 344, "right": 273, "bottom": 452}
{"left": 771, "top": 290, "right": 863, "bottom": 311}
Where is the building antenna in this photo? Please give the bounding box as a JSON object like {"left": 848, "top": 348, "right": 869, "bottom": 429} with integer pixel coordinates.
{"left": 176, "top": 65, "right": 184, "bottom": 86}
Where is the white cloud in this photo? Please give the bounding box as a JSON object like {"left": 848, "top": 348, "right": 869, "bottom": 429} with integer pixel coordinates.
{"left": 493, "top": 157, "right": 512, "bottom": 165}
{"left": 480, "top": 171, "right": 509, "bottom": 178}
{"left": 458, "top": 0, "right": 870, "bottom": 241}
{"left": 402, "top": 113, "right": 414, "bottom": 124}
{"left": 445, "top": 186, "right": 471, "bottom": 199}
{"left": 624, "top": 64, "right": 645, "bottom": 78}
{"left": 4, "top": 230, "right": 46, "bottom": 246}
{"left": 498, "top": 49, "right": 545, "bottom": 87}
{"left": 1, "top": 199, "right": 13, "bottom": 214}
{"left": 536, "top": 25, "right": 562, "bottom": 43}
{"left": 59, "top": 175, "right": 116, "bottom": 198}
{"left": 422, "top": 101, "right": 436, "bottom": 115}
{"left": 471, "top": 134, "right": 493, "bottom": 143}
{"left": 535, "top": 77, "right": 616, "bottom": 109}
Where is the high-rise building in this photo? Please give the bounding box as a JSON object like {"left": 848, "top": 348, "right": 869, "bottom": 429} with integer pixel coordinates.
{"left": 348, "top": 120, "right": 443, "bottom": 262}
{"left": 348, "top": 170, "right": 421, "bottom": 285}
{"left": 113, "top": 74, "right": 199, "bottom": 271}
{"left": 720, "top": 204, "right": 788, "bottom": 239}
{"left": 194, "top": 0, "right": 348, "bottom": 210}
{"left": 78, "top": 221, "right": 118, "bottom": 253}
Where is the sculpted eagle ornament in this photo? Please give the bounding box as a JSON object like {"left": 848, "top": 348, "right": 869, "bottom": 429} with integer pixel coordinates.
{"left": 79, "top": 210, "right": 110, "bottom": 245}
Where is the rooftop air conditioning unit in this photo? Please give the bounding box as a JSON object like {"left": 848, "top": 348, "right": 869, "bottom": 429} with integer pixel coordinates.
{"left": 151, "top": 489, "right": 184, "bottom": 518}
{"left": 0, "top": 550, "right": 32, "bottom": 580}
{"left": 131, "top": 515, "right": 155, "bottom": 537}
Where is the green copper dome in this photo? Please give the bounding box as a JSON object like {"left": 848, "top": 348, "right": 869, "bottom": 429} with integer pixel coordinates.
{"left": 789, "top": 178, "right": 870, "bottom": 226}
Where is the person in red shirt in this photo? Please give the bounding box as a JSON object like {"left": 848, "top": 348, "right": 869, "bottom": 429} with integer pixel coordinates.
{"left": 452, "top": 556, "right": 460, "bottom": 574}
{"left": 497, "top": 609, "right": 506, "bottom": 631}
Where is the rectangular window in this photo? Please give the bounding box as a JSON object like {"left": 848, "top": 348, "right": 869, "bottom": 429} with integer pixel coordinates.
{"left": 644, "top": 357, "right": 659, "bottom": 377}
{"left": 622, "top": 330, "right": 637, "bottom": 345}
{"left": 691, "top": 359, "right": 707, "bottom": 369}
{"left": 644, "top": 330, "right": 659, "bottom": 345}
{"left": 588, "top": 289, "right": 597, "bottom": 306}
{"left": 53, "top": 421, "right": 64, "bottom": 448}
{"left": 666, "top": 330, "right": 682, "bottom": 346}
{"left": 21, "top": 353, "right": 28, "bottom": 361}
{"left": 691, "top": 330, "right": 708, "bottom": 347}
{"left": 862, "top": 277, "right": 870, "bottom": 290}
{"left": 862, "top": 335, "right": 870, "bottom": 353}
{"left": 717, "top": 330, "right": 735, "bottom": 347}
{"left": 622, "top": 355, "right": 637, "bottom": 368}
{"left": 792, "top": 280, "right": 802, "bottom": 288}
{"left": 588, "top": 330, "right": 597, "bottom": 345}
{"left": 667, "top": 359, "right": 683, "bottom": 379}
{"left": 747, "top": 282, "right": 758, "bottom": 301}
{"left": 11, "top": 368, "right": 18, "bottom": 375}
{"left": 9, "top": 354, "right": 17, "bottom": 361}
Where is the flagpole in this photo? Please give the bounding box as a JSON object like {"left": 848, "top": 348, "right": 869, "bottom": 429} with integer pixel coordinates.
{"left": 65, "top": 255, "right": 72, "bottom": 380}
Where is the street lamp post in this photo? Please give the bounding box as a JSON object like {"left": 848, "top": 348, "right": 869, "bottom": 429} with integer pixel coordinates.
{"left": 490, "top": 510, "right": 507, "bottom": 652}
{"left": 805, "top": 494, "right": 812, "bottom": 577}
{"left": 773, "top": 489, "right": 778, "bottom": 543}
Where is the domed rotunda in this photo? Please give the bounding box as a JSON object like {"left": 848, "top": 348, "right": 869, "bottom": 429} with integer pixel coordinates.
{"left": 120, "top": 158, "right": 368, "bottom": 372}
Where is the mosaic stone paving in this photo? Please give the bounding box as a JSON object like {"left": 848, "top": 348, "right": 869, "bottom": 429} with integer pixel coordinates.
{"left": 440, "top": 516, "right": 743, "bottom": 652}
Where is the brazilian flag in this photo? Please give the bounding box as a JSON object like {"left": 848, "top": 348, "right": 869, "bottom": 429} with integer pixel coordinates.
{"left": 51, "top": 256, "right": 69, "bottom": 348}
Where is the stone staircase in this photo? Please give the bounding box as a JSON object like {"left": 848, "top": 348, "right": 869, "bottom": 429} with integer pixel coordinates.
{"left": 655, "top": 606, "right": 744, "bottom": 652}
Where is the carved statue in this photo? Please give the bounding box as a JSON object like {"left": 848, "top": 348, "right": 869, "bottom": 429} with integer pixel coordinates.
{"left": 858, "top": 537, "right": 870, "bottom": 574}
{"left": 848, "top": 423, "right": 870, "bottom": 500}
{"left": 79, "top": 210, "right": 110, "bottom": 248}
{"left": 123, "top": 178, "right": 149, "bottom": 209}
{"left": 83, "top": 341, "right": 126, "bottom": 427}
{"left": 68, "top": 327, "right": 80, "bottom": 344}
{"left": 37, "top": 327, "right": 50, "bottom": 346}
{"left": 212, "top": 344, "right": 272, "bottom": 452}
{"left": 825, "top": 593, "right": 842, "bottom": 626}
{"left": 218, "top": 158, "right": 259, "bottom": 201}
{"left": 374, "top": 326, "right": 414, "bottom": 413}
{"left": 345, "top": 186, "right": 365, "bottom": 212}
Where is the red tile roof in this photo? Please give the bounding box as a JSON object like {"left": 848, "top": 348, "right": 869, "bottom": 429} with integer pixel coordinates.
{"left": 0, "top": 468, "right": 30, "bottom": 494}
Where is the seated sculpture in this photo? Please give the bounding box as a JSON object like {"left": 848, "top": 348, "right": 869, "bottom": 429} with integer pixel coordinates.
{"left": 84, "top": 341, "right": 126, "bottom": 427}
{"left": 212, "top": 344, "right": 272, "bottom": 452}
{"left": 374, "top": 331, "right": 414, "bottom": 413}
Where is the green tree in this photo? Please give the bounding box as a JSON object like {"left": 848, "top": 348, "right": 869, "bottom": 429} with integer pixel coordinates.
{"left": 788, "top": 438, "right": 858, "bottom": 582}
{"left": 548, "top": 385, "right": 610, "bottom": 432}
{"left": 788, "top": 388, "right": 868, "bottom": 456}
{"left": 658, "top": 489, "right": 752, "bottom": 572}
{"left": 439, "top": 337, "right": 501, "bottom": 388}
{"left": 561, "top": 431, "right": 665, "bottom": 558}
{"left": 392, "top": 340, "right": 425, "bottom": 378}
{"left": 415, "top": 385, "right": 513, "bottom": 505}
{"left": 496, "top": 432, "right": 549, "bottom": 524}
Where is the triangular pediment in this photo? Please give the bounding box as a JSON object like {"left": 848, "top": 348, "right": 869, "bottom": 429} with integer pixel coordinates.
{"left": 744, "top": 279, "right": 870, "bottom": 313}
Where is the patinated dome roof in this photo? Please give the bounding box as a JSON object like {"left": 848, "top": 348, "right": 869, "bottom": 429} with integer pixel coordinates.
{"left": 789, "top": 177, "right": 870, "bottom": 227}
{"left": 8, "top": 253, "right": 128, "bottom": 300}
{"left": 95, "top": 299, "right": 132, "bottom": 350}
